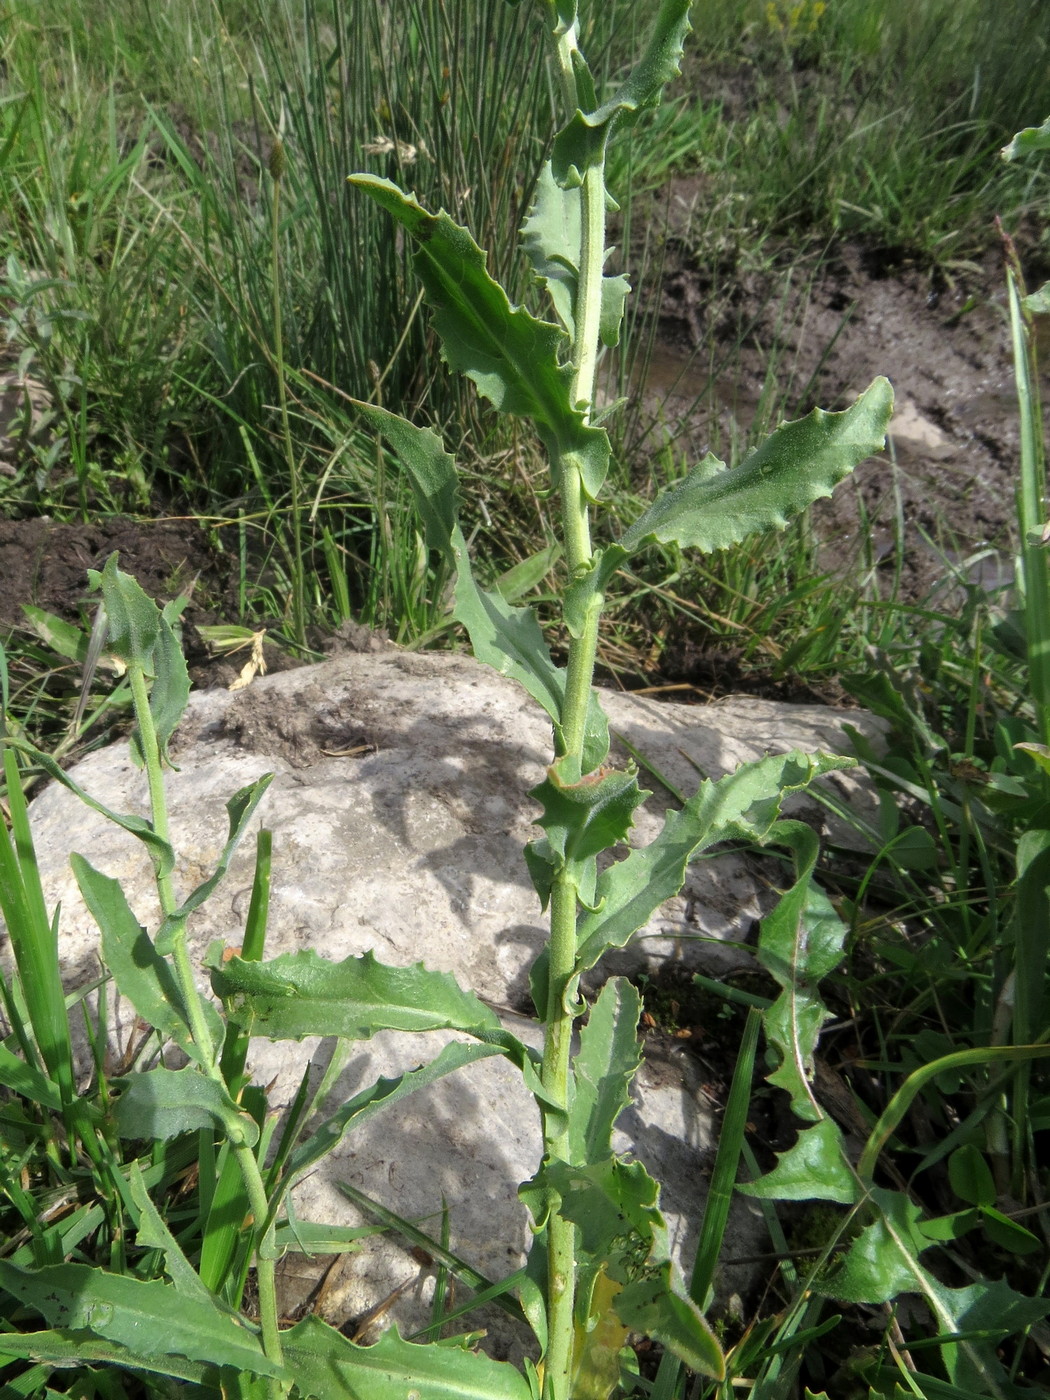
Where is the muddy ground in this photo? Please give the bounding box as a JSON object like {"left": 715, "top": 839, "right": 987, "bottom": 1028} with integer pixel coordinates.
{"left": 0, "top": 232, "right": 1043, "bottom": 703}
{"left": 638, "top": 207, "right": 1043, "bottom": 602}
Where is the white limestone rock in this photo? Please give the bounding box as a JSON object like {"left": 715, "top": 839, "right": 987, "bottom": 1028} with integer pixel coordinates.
{"left": 9, "top": 649, "right": 886, "bottom": 1346}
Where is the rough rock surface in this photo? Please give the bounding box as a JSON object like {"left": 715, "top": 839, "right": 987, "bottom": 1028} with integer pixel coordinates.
{"left": 13, "top": 649, "right": 887, "bottom": 1348}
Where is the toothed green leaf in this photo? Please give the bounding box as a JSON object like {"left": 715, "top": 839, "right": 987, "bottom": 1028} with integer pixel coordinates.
{"left": 349, "top": 176, "right": 611, "bottom": 498}
{"left": 352, "top": 401, "right": 609, "bottom": 771}
{"left": 113, "top": 1067, "right": 257, "bottom": 1147}
{"left": 573, "top": 751, "right": 853, "bottom": 975}
{"left": 570, "top": 977, "right": 643, "bottom": 1167}
{"left": 522, "top": 161, "right": 631, "bottom": 347}
{"left": 756, "top": 821, "right": 848, "bottom": 1121}
{"left": 551, "top": 0, "right": 693, "bottom": 184}
{"left": 620, "top": 379, "right": 894, "bottom": 556}
{"left": 741, "top": 1117, "right": 859, "bottom": 1204}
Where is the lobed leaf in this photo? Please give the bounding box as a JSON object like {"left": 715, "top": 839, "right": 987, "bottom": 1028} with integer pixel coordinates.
{"left": 755, "top": 821, "right": 847, "bottom": 1121}
{"left": 112, "top": 1066, "right": 257, "bottom": 1146}
{"left": 531, "top": 756, "right": 648, "bottom": 886}
{"left": 0, "top": 1259, "right": 284, "bottom": 1379}
{"left": 350, "top": 176, "right": 611, "bottom": 498}
{"left": 820, "top": 1189, "right": 1050, "bottom": 1397}
{"left": 573, "top": 751, "right": 852, "bottom": 975}
{"left": 281, "top": 1313, "right": 534, "bottom": 1400}
{"left": 532, "top": 1156, "right": 724, "bottom": 1380}
{"left": 740, "top": 1117, "right": 858, "bottom": 1204}
{"left": 620, "top": 378, "right": 893, "bottom": 557}
{"left": 569, "top": 977, "right": 643, "bottom": 1167}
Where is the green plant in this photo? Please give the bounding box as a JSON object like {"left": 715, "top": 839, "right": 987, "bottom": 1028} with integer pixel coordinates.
{"left": 723, "top": 113, "right": 1050, "bottom": 1399}
{"left": 342, "top": 3, "right": 896, "bottom": 1396}
{"left": 0, "top": 7, "right": 898, "bottom": 1400}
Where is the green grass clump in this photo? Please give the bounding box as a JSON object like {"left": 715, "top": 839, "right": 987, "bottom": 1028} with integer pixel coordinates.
{"left": 4, "top": 0, "right": 1048, "bottom": 673}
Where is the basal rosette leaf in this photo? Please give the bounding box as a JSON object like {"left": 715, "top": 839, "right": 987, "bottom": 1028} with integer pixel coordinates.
{"left": 551, "top": 0, "right": 693, "bottom": 185}
{"left": 349, "top": 175, "right": 611, "bottom": 499}
{"left": 352, "top": 402, "right": 610, "bottom": 773}
{"left": 620, "top": 378, "right": 893, "bottom": 556}
{"left": 573, "top": 751, "right": 853, "bottom": 975}
{"left": 819, "top": 1189, "right": 1050, "bottom": 1398}
{"left": 0, "top": 1259, "right": 285, "bottom": 1379}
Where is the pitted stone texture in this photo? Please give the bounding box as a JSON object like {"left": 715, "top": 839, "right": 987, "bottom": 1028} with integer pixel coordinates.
{"left": 12, "top": 649, "right": 886, "bottom": 1338}
{"left": 25, "top": 649, "right": 885, "bottom": 1010}
{"left": 259, "top": 1017, "right": 736, "bottom": 1355}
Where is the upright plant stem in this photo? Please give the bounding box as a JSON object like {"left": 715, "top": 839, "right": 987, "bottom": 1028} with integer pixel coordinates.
{"left": 1006, "top": 263, "right": 1050, "bottom": 749}
{"left": 538, "top": 17, "right": 611, "bottom": 1395}
{"left": 127, "top": 665, "right": 285, "bottom": 1382}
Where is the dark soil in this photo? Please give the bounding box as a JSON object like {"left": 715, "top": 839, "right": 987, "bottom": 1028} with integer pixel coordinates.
{"left": 0, "top": 515, "right": 292, "bottom": 694}
{"left": 0, "top": 516, "right": 230, "bottom": 633}
{"left": 1, "top": 230, "right": 1041, "bottom": 708}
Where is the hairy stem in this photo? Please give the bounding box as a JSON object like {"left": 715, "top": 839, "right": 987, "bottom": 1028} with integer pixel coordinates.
{"left": 539, "top": 26, "right": 613, "bottom": 1400}
{"left": 235, "top": 1139, "right": 285, "bottom": 1370}
{"left": 128, "top": 666, "right": 216, "bottom": 1066}
{"left": 570, "top": 159, "right": 607, "bottom": 421}
{"left": 541, "top": 869, "right": 581, "bottom": 1400}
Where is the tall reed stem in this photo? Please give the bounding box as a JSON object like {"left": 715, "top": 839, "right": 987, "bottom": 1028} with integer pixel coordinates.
{"left": 269, "top": 140, "right": 307, "bottom": 649}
